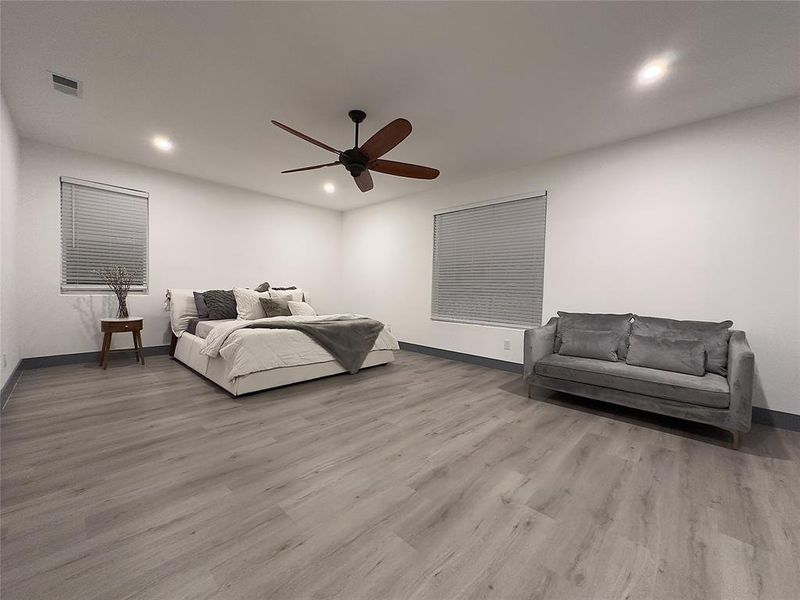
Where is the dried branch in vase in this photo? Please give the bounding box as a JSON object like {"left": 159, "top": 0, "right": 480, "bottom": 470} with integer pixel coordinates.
{"left": 97, "top": 266, "right": 133, "bottom": 318}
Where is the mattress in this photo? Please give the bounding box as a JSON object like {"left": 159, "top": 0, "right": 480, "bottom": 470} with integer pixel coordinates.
{"left": 195, "top": 319, "right": 236, "bottom": 339}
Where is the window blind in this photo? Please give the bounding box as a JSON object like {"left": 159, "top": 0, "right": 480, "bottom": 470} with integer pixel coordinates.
{"left": 431, "top": 194, "right": 547, "bottom": 328}
{"left": 60, "top": 177, "right": 148, "bottom": 291}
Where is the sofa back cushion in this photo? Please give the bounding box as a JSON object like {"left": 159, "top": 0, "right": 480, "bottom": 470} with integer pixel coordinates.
{"left": 631, "top": 315, "right": 732, "bottom": 376}
{"left": 558, "top": 329, "right": 621, "bottom": 362}
{"left": 556, "top": 311, "right": 633, "bottom": 359}
{"left": 626, "top": 334, "right": 706, "bottom": 376}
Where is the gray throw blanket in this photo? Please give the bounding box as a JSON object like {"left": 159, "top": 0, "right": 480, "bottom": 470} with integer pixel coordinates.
{"left": 245, "top": 318, "right": 385, "bottom": 374}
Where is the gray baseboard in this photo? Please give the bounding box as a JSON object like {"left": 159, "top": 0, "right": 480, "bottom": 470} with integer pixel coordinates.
{"left": 1, "top": 360, "right": 23, "bottom": 411}
{"left": 398, "top": 341, "right": 800, "bottom": 433}
{"left": 21, "top": 345, "right": 171, "bottom": 370}
{"left": 6, "top": 342, "right": 799, "bottom": 432}
{"left": 751, "top": 407, "right": 800, "bottom": 432}
{"left": 399, "top": 341, "right": 523, "bottom": 374}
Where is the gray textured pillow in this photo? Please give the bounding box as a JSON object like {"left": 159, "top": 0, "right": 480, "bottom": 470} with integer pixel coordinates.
{"left": 254, "top": 282, "right": 271, "bottom": 293}
{"left": 203, "top": 289, "right": 237, "bottom": 320}
{"left": 626, "top": 334, "right": 706, "bottom": 377}
{"left": 631, "top": 315, "right": 732, "bottom": 376}
{"left": 193, "top": 292, "right": 209, "bottom": 319}
{"left": 259, "top": 296, "right": 291, "bottom": 318}
{"left": 556, "top": 311, "right": 633, "bottom": 359}
{"left": 558, "top": 329, "right": 620, "bottom": 362}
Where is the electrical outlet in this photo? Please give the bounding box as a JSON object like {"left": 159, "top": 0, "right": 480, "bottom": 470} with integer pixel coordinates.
{"left": 503, "top": 340, "right": 511, "bottom": 351}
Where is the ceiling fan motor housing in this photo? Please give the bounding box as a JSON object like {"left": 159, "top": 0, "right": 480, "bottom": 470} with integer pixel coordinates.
{"left": 340, "top": 148, "right": 368, "bottom": 176}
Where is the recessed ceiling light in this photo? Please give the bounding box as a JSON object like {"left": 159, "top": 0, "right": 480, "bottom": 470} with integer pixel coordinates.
{"left": 152, "top": 136, "right": 174, "bottom": 152}
{"left": 323, "top": 182, "right": 336, "bottom": 194}
{"left": 636, "top": 54, "right": 674, "bottom": 86}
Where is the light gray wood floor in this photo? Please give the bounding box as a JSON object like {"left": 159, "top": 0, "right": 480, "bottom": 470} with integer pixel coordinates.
{"left": 2, "top": 351, "right": 799, "bottom": 600}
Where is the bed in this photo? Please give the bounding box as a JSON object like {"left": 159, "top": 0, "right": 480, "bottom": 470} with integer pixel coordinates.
{"left": 167, "top": 289, "right": 397, "bottom": 396}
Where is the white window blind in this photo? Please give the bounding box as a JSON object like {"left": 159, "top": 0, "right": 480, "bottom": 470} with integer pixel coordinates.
{"left": 432, "top": 194, "right": 547, "bottom": 328}
{"left": 60, "top": 177, "right": 149, "bottom": 292}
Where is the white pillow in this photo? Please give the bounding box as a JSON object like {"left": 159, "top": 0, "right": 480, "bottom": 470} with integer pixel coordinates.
{"left": 287, "top": 301, "right": 317, "bottom": 316}
{"left": 233, "top": 287, "right": 271, "bottom": 320}
{"left": 269, "top": 288, "right": 304, "bottom": 302}
{"left": 167, "top": 289, "right": 199, "bottom": 336}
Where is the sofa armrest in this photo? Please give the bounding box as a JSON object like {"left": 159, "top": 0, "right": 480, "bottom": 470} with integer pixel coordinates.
{"left": 727, "top": 330, "right": 754, "bottom": 431}
{"left": 523, "top": 317, "right": 558, "bottom": 381}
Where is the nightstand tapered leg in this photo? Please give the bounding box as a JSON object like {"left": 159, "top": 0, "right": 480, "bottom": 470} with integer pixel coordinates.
{"left": 134, "top": 330, "right": 145, "bottom": 365}
{"left": 101, "top": 333, "right": 112, "bottom": 370}
{"left": 100, "top": 332, "right": 111, "bottom": 367}
{"left": 131, "top": 331, "right": 140, "bottom": 362}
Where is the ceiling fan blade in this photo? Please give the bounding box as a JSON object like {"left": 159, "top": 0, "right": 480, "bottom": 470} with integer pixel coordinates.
{"left": 271, "top": 120, "right": 341, "bottom": 155}
{"left": 369, "top": 159, "right": 440, "bottom": 180}
{"left": 354, "top": 170, "right": 373, "bottom": 192}
{"left": 359, "top": 118, "right": 412, "bottom": 160}
{"left": 281, "top": 161, "right": 340, "bottom": 174}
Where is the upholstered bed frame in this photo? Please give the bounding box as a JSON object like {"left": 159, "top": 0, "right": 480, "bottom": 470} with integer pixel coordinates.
{"left": 171, "top": 331, "right": 394, "bottom": 397}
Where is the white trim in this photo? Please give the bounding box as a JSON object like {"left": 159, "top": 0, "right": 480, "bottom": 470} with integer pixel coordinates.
{"left": 430, "top": 316, "right": 529, "bottom": 330}
{"left": 59, "top": 176, "right": 149, "bottom": 198}
{"left": 432, "top": 190, "right": 547, "bottom": 216}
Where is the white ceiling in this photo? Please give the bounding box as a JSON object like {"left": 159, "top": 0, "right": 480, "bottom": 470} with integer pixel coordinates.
{"left": 2, "top": 2, "right": 798, "bottom": 211}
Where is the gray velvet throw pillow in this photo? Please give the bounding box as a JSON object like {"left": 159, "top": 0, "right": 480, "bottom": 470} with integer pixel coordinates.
{"left": 626, "top": 334, "right": 706, "bottom": 377}
{"left": 193, "top": 291, "right": 209, "bottom": 319}
{"left": 558, "top": 329, "right": 620, "bottom": 362}
{"left": 203, "top": 289, "right": 237, "bottom": 320}
{"left": 631, "top": 315, "right": 732, "bottom": 376}
{"left": 556, "top": 311, "right": 633, "bottom": 359}
{"left": 259, "top": 296, "right": 291, "bottom": 318}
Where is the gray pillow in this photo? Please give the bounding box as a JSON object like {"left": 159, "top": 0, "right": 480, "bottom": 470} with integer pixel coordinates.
{"left": 193, "top": 291, "right": 209, "bottom": 319}
{"left": 203, "top": 289, "right": 237, "bottom": 320}
{"left": 556, "top": 311, "right": 633, "bottom": 359}
{"left": 259, "top": 296, "right": 291, "bottom": 318}
{"left": 558, "top": 329, "right": 621, "bottom": 362}
{"left": 626, "top": 334, "right": 706, "bottom": 377}
{"left": 254, "top": 282, "right": 271, "bottom": 293}
{"left": 558, "top": 329, "right": 620, "bottom": 362}
{"left": 631, "top": 315, "right": 732, "bottom": 376}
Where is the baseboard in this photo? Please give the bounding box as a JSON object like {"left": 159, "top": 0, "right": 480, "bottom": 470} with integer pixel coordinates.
{"left": 399, "top": 341, "right": 523, "bottom": 374}
{"left": 752, "top": 407, "right": 800, "bottom": 432}
{"left": 399, "top": 342, "right": 800, "bottom": 433}
{"left": 1, "top": 360, "right": 23, "bottom": 411}
{"left": 21, "top": 345, "right": 171, "bottom": 369}
{"left": 7, "top": 342, "right": 800, "bottom": 432}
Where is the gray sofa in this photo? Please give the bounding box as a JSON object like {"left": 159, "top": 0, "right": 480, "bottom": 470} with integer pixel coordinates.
{"left": 523, "top": 314, "right": 754, "bottom": 448}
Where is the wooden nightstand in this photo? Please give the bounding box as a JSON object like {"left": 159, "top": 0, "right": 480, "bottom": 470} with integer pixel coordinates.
{"left": 99, "top": 317, "right": 144, "bottom": 369}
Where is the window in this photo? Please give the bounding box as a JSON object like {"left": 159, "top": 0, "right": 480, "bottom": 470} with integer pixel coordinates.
{"left": 60, "top": 177, "right": 148, "bottom": 292}
{"left": 431, "top": 193, "right": 547, "bottom": 328}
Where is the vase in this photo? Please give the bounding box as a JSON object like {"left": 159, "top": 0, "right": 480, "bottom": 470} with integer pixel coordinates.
{"left": 117, "top": 296, "right": 129, "bottom": 318}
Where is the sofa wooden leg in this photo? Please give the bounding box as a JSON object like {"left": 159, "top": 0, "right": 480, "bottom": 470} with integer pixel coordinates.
{"left": 527, "top": 385, "right": 533, "bottom": 399}
{"left": 730, "top": 430, "right": 741, "bottom": 450}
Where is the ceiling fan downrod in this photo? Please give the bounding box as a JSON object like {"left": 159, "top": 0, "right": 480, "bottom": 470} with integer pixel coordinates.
{"left": 348, "top": 109, "right": 367, "bottom": 149}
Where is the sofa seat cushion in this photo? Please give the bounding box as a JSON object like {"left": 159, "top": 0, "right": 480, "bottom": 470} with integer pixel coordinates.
{"left": 535, "top": 354, "right": 730, "bottom": 409}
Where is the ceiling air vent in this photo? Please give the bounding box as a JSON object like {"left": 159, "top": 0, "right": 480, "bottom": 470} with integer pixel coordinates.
{"left": 51, "top": 73, "right": 81, "bottom": 97}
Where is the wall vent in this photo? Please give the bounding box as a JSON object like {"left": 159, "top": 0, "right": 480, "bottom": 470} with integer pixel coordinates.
{"left": 51, "top": 72, "right": 81, "bottom": 97}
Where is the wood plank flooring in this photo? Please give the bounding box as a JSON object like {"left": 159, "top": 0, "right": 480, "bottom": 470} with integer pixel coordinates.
{"left": 2, "top": 351, "right": 799, "bottom": 600}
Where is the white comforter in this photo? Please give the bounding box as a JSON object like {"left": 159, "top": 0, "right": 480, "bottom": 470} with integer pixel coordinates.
{"left": 201, "top": 314, "right": 399, "bottom": 380}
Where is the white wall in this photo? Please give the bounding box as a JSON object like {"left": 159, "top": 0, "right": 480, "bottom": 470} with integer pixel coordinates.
{"left": 342, "top": 98, "right": 800, "bottom": 415}
{"left": 1, "top": 94, "right": 22, "bottom": 388}
{"left": 18, "top": 140, "right": 343, "bottom": 357}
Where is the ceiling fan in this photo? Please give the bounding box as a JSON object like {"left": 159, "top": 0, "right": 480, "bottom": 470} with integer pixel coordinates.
{"left": 271, "top": 110, "right": 440, "bottom": 193}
